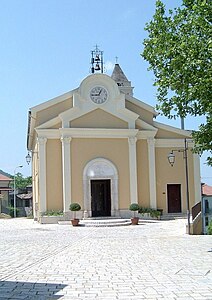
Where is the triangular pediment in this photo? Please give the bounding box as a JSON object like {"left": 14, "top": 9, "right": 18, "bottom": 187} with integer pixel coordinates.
{"left": 70, "top": 109, "right": 128, "bottom": 129}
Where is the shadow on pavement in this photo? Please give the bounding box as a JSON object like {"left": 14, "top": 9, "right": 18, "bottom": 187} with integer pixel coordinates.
{"left": 0, "top": 280, "right": 66, "bottom": 299}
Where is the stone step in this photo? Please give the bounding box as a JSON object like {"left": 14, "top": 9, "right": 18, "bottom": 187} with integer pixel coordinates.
{"left": 161, "top": 213, "right": 187, "bottom": 220}
{"left": 81, "top": 218, "right": 131, "bottom": 227}
{"left": 58, "top": 218, "right": 132, "bottom": 227}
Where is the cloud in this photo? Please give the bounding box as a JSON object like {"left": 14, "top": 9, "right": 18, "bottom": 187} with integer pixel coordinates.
{"left": 119, "top": 8, "right": 136, "bottom": 22}
{"left": 104, "top": 61, "right": 114, "bottom": 74}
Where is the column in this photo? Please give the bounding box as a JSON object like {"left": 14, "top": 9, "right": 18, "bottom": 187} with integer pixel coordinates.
{"left": 61, "top": 136, "right": 72, "bottom": 212}
{"left": 147, "top": 137, "right": 157, "bottom": 209}
{"left": 32, "top": 153, "right": 37, "bottom": 220}
{"left": 37, "top": 137, "right": 47, "bottom": 213}
{"left": 128, "top": 137, "right": 138, "bottom": 204}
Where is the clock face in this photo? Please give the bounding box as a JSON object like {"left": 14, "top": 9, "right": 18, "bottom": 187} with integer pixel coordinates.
{"left": 90, "top": 86, "right": 108, "bottom": 104}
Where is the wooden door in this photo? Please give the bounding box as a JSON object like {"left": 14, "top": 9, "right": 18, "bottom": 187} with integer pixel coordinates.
{"left": 91, "top": 180, "right": 111, "bottom": 217}
{"left": 167, "top": 184, "right": 182, "bottom": 213}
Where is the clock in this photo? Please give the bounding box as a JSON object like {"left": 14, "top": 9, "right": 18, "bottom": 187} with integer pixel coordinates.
{"left": 89, "top": 86, "right": 108, "bottom": 104}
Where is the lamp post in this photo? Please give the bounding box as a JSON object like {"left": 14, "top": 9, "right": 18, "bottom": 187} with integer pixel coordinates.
{"left": 167, "top": 139, "right": 191, "bottom": 235}
{"left": 14, "top": 165, "right": 23, "bottom": 218}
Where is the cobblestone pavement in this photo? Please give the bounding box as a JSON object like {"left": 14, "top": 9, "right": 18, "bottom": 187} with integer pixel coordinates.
{"left": 0, "top": 218, "right": 211, "bottom": 300}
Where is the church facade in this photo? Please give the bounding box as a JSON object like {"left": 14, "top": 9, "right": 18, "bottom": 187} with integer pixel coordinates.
{"left": 27, "top": 64, "right": 201, "bottom": 221}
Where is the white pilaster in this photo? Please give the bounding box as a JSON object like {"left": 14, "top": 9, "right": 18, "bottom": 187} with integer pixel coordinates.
{"left": 147, "top": 137, "right": 157, "bottom": 209}
{"left": 193, "top": 153, "right": 201, "bottom": 204}
{"left": 61, "top": 137, "right": 72, "bottom": 212}
{"left": 128, "top": 137, "right": 138, "bottom": 204}
{"left": 37, "top": 137, "right": 47, "bottom": 213}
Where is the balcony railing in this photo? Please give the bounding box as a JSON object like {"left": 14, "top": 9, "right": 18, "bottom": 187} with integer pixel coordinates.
{"left": 192, "top": 201, "right": 201, "bottom": 221}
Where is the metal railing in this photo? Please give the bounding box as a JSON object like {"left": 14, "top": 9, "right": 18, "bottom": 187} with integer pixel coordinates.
{"left": 192, "top": 201, "right": 201, "bottom": 221}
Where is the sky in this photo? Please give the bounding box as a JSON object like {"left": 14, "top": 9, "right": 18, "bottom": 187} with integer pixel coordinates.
{"left": 0, "top": 0, "right": 211, "bottom": 185}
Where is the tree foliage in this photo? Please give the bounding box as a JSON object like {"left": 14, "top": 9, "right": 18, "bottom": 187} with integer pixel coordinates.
{"left": 142, "top": 0, "right": 212, "bottom": 165}
{"left": 10, "top": 173, "right": 32, "bottom": 190}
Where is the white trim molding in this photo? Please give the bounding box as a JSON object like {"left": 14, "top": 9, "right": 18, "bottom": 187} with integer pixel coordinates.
{"left": 153, "top": 121, "right": 192, "bottom": 137}
{"left": 37, "top": 137, "right": 47, "bottom": 213}
{"left": 83, "top": 158, "right": 119, "bottom": 217}
{"left": 147, "top": 137, "right": 157, "bottom": 209}
{"left": 137, "top": 130, "right": 157, "bottom": 140}
{"left": 60, "top": 128, "right": 139, "bottom": 139}
{"left": 155, "top": 139, "right": 194, "bottom": 148}
{"left": 128, "top": 137, "right": 138, "bottom": 204}
{"left": 61, "top": 136, "right": 72, "bottom": 212}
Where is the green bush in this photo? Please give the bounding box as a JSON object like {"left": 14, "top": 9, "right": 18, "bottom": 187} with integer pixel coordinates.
{"left": 129, "top": 203, "right": 140, "bottom": 211}
{"left": 138, "top": 207, "right": 151, "bottom": 214}
{"left": 207, "top": 220, "right": 212, "bottom": 235}
{"left": 69, "top": 203, "right": 81, "bottom": 211}
{"left": 138, "top": 207, "right": 161, "bottom": 219}
{"left": 129, "top": 203, "right": 140, "bottom": 218}
{"left": 42, "top": 210, "right": 63, "bottom": 216}
{"left": 7, "top": 206, "right": 19, "bottom": 218}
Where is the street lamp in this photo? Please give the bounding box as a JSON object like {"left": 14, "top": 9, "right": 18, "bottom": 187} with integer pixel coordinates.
{"left": 167, "top": 138, "right": 191, "bottom": 235}
{"left": 25, "top": 152, "right": 31, "bottom": 165}
{"left": 14, "top": 165, "right": 23, "bottom": 218}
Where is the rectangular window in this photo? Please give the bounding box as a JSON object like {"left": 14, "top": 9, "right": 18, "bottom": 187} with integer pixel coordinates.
{"left": 205, "top": 200, "right": 209, "bottom": 213}
{"left": 205, "top": 216, "right": 209, "bottom": 226}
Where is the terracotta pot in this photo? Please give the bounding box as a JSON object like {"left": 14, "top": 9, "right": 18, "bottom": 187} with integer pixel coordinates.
{"left": 131, "top": 217, "right": 139, "bottom": 225}
{"left": 71, "top": 219, "right": 79, "bottom": 226}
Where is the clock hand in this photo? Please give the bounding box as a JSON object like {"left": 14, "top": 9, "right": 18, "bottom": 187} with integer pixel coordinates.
{"left": 98, "top": 89, "right": 102, "bottom": 96}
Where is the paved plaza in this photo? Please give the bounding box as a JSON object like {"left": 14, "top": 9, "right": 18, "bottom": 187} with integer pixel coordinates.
{"left": 0, "top": 218, "right": 211, "bottom": 300}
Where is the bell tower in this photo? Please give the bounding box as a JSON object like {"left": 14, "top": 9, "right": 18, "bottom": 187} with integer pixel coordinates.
{"left": 90, "top": 45, "right": 104, "bottom": 74}
{"left": 111, "top": 63, "right": 134, "bottom": 96}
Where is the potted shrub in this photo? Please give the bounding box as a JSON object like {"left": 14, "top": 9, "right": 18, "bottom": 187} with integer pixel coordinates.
{"left": 129, "top": 203, "right": 140, "bottom": 225}
{"left": 69, "top": 203, "right": 81, "bottom": 226}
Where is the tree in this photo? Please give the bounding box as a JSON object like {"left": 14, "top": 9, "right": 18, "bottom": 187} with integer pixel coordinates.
{"left": 141, "top": 0, "right": 212, "bottom": 165}
{"left": 10, "top": 173, "right": 32, "bottom": 190}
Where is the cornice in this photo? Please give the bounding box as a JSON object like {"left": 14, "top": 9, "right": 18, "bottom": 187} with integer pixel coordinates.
{"left": 136, "top": 118, "right": 158, "bottom": 131}
{"left": 30, "top": 89, "right": 77, "bottom": 113}
{"left": 153, "top": 121, "right": 192, "bottom": 137}
{"left": 137, "top": 130, "right": 157, "bottom": 139}
{"left": 125, "top": 94, "right": 158, "bottom": 116}
{"left": 155, "top": 139, "right": 194, "bottom": 148}
{"left": 35, "top": 128, "right": 139, "bottom": 139}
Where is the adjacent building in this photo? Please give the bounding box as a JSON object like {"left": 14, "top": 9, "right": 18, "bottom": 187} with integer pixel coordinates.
{"left": 202, "top": 184, "right": 212, "bottom": 234}
{"left": 0, "top": 173, "right": 12, "bottom": 214}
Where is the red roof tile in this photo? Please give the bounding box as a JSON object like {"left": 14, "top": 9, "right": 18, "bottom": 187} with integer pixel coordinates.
{"left": 202, "top": 184, "right": 212, "bottom": 196}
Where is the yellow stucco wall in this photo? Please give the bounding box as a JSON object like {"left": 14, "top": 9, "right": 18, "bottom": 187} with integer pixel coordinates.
{"left": 51, "top": 122, "right": 62, "bottom": 129}
{"left": 156, "top": 128, "right": 188, "bottom": 138}
{"left": 137, "top": 140, "right": 150, "bottom": 207}
{"left": 125, "top": 100, "right": 153, "bottom": 125}
{"left": 71, "top": 109, "right": 128, "bottom": 129}
{"left": 155, "top": 147, "right": 195, "bottom": 213}
{"left": 71, "top": 138, "right": 130, "bottom": 209}
{"left": 46, "top": 139, "right": 63, "bottom": 211}
{"left": 36, "top": 98, "right": 72, "bottom": 127}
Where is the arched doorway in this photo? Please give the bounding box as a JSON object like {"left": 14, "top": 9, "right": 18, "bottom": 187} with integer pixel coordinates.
{"left": 83, "top": 158, "right": 119, "bottom": 217}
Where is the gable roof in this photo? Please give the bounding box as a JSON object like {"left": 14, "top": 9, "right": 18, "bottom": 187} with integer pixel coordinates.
{"left": 0, "top": 174, "right": 12, "bottom": 181}
{"left": 153, "top": 121, "right": 192, "bottom": 138}
{"left": 0, "top": 169, "right": 12, "bottom": 178}
{"left": 126, "top": 94, "right": 158, "bottom": 117}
